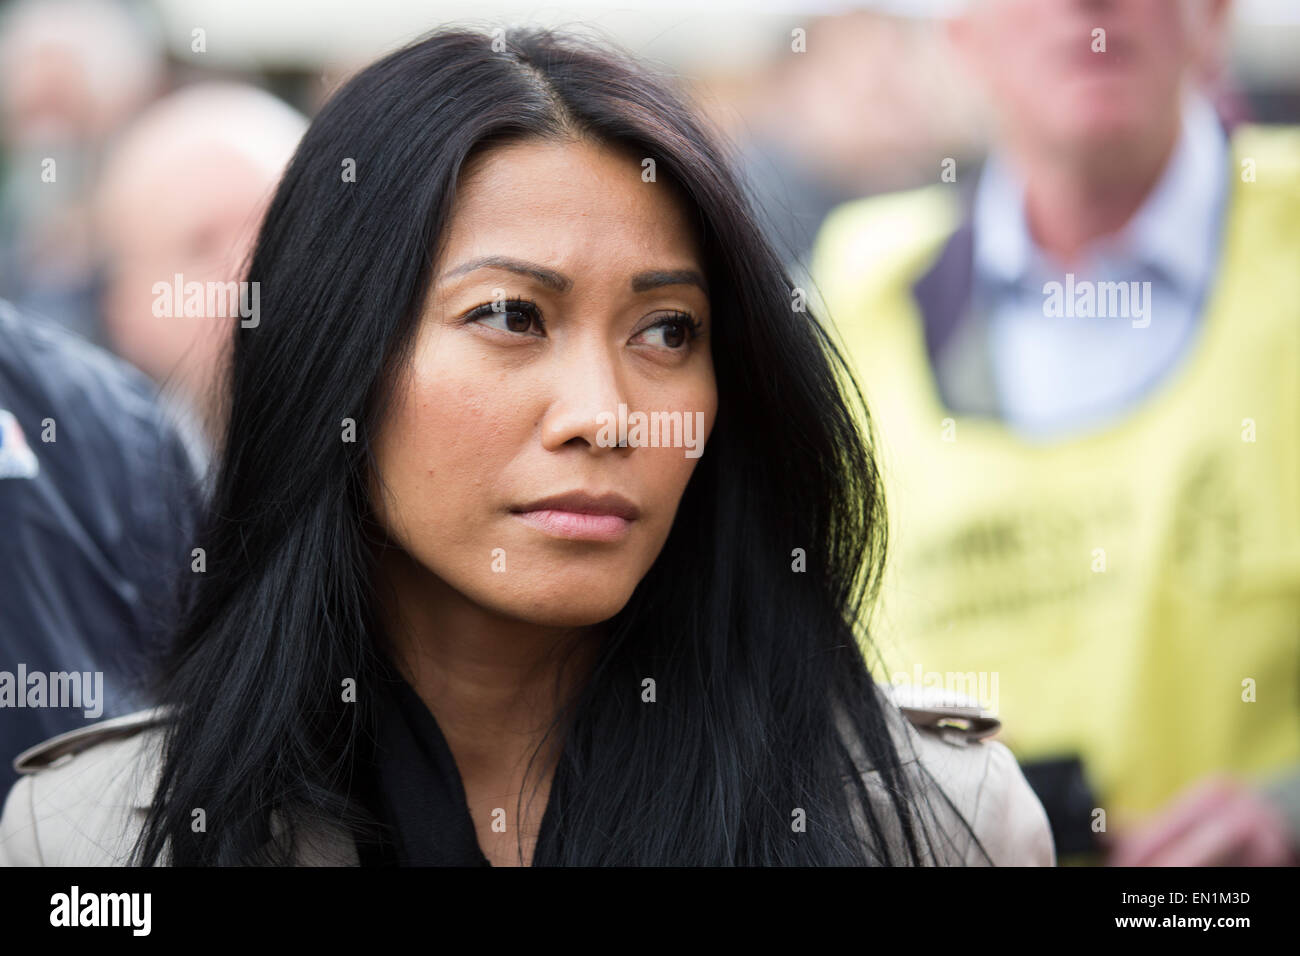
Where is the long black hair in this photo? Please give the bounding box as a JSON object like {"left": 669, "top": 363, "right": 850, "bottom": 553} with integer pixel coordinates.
{"left": 133, "top": 25, "right": 987, "bottom": 866}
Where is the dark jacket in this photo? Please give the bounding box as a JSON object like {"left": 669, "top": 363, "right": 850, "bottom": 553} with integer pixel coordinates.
{"left": 0, "top": 300, "right": 200, "bottom": 790}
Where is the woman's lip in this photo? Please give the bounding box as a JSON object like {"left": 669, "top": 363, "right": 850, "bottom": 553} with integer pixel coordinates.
{"left": 512, "top": 491, "right": 640, "bottom": 520}
{"left": 512, "top": 509, "right": 633, "bottom": 542}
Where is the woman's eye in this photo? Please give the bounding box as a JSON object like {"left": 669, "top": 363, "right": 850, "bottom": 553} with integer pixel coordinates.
{"left": 469, "top": 300, "right": 544, "bottom": 336}
{"left": 634, "top": 314, "right": 698, "bottom": 350}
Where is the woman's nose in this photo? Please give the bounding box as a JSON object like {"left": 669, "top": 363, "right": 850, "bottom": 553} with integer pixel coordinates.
{"left": 539, "top": 337, "right": 630, "bottom": 453}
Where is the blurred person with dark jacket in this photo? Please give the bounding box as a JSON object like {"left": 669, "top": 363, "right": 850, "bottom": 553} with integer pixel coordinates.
{"left": 0, "top": 298, "right": 198, "bottom": 792}
{"left": 812, "top": 0, "right": 1300, "bottom": 864}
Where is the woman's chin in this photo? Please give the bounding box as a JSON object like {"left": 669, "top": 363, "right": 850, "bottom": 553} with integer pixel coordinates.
{"left": 500, "top": 588, "right": 635, "bottom": 630}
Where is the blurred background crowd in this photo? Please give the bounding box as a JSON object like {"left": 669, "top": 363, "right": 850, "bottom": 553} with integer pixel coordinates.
{"left": 3, "top": 0, "right": 1298, "bottom": 458}
{"left": 1, "top": 0, "right": 1298, "bottom": 866}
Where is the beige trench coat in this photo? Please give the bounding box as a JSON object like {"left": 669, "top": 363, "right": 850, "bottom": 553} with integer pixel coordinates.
{"left": 0, "top": 690, "right": 1055, "bottom": 866}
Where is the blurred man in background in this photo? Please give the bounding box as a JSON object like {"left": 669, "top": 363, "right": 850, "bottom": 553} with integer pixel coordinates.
{"left": 93, "top": 82, "right": 307, "bottom": 468}
{"left": 813, "top": 0, "right": 1300, "bottom": 864}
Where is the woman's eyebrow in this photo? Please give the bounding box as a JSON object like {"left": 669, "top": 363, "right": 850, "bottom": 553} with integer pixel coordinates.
{"left": 441, "top": 255, "right": 572, "bottom": 292}
{"left": 630, "top": 269, "right": 708, "bottom": 295}
{"left": 440, "top": 257, "right": 707, "bottom": 296}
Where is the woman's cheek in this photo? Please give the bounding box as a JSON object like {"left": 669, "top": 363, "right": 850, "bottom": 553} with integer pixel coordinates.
{"left": 375, "top": 381, "right": 475, "bottom": 541}
{"left": 642, "top": 412, "right": 710, "bottom": 531}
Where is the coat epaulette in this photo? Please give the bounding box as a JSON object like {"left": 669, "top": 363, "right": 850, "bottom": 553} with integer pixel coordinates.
{"left": 12, "top": 707, "right": 171, "bottom": 775}
{"left": 882, "top": 683, "right": 1001, "bottom": 744}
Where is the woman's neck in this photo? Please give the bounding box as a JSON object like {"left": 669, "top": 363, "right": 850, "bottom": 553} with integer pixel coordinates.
{"left": 380, "top": 546, "right": 593, "bottom": 756}
{"left": 375, "top": 547, "right": 597, "bottom": 863}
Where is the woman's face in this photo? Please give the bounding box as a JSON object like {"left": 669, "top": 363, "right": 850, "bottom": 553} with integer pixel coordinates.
{"left": 372, "top": 137, "right": 716, "bottom": 628}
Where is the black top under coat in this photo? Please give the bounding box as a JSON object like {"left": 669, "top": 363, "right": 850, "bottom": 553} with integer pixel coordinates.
{"left": 354, "top": 669, "right": 565, "bottom": 867}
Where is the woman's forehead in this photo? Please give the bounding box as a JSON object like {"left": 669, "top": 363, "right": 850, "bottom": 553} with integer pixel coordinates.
{"left": 447, "top": 139, "right": 701, "bottom": 255}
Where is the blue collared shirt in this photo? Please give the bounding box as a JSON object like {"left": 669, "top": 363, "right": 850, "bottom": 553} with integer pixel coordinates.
{"left": 970, "top": 93, "right": 1229, "bottom": 439}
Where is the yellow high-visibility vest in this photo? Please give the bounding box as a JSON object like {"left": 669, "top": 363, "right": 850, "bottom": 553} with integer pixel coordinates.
{"left": 811, "top": 126, "right": 1300, "bottom": 824}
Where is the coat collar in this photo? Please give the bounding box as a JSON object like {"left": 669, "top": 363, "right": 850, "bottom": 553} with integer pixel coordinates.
{"left": 13, "top": 694, "right": 994, "bottom": 865}
{"left": 12, "top": 705, "right": 172, "bottom": 786}
{"left": 13, "top": 706, "right": 358, "bottom": 864}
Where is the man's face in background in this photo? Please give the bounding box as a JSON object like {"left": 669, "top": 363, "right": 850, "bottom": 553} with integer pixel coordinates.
{"left": 950, "top": 0, "right": 1229, "bottom": 160}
